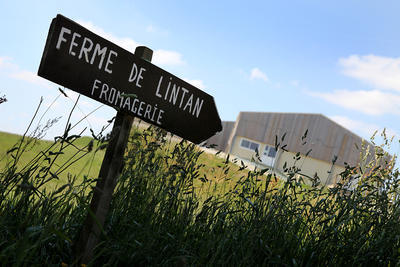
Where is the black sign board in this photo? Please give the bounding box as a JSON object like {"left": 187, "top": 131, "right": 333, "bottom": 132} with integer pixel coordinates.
{"left": 38, "top": 14, "right": 222, "bottom": 143}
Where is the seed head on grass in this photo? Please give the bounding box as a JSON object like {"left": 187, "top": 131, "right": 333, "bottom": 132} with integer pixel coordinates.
{"left": 0, "top": 94, "right": 6, "bottom": 104}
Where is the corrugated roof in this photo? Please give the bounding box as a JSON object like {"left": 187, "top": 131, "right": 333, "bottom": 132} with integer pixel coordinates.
{"left": 230, "top": 112, "right": 369, "bottom": 167}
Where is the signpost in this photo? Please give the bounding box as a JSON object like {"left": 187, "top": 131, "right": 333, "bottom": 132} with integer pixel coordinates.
{"left": 38, "top": 14, "right": 222, "bottom": 144}
{"left": 38, "top": 14, "right": 222, "bottom": 263}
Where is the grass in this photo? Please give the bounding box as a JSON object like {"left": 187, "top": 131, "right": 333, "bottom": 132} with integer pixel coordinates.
{"left": 0, "top": 131, "right": 105, "bottom": 187}
{"left": 0, "top": 128, "right": 260, "bottom": 195}
{"left": 0, "top": 90, "right": 270, "bottom": 196}
{"left": 0, "top": 101, "right": 399, "bottom": 265}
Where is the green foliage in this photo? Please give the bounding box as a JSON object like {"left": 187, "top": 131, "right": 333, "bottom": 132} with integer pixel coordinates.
{"left": 1, "top": 104, "right": 399, "bottom": 265}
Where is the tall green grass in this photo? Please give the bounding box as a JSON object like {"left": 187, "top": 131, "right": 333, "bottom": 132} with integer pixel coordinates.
{"left": 0, "top": 101, "right": 399, "bottom": 265}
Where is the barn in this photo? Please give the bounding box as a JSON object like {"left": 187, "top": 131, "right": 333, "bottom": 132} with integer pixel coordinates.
{"left": 206, "top": 112, "right": 373, "bottom": 186}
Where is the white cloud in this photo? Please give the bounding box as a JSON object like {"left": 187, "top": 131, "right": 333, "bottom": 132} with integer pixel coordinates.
{"left": 0, "top": 57, "right": 52, "bottom": 88}
{"left": 145, "top": 25, "right": 168, "bottom": 35}
{"left": 309, "top": 89, "right": 400, "bottom": 115}
{"left": 310, "top": 54, "right": 400, "bottom": 118}
{"left": 78, "top": 20, "right": 139, "bottom": 53}
{"left": 10, "top": 70, "right": 52, "bottom": 88}
{"left": 291, "top": 80, "right": 300, "bottom": 87}
{"left": 330, "top": 115, "right": 398, "bottom": 141}
{"left": 339, "top": 54, "right": 400, "bottom": 92}
{"left": 152, "top": 49, "right": 185, "bottom": 66}
{"left": 0, "top": 56, "right": 16, "bottom": 70}
{"left": 250, "top": 67, "right": 269, "bottom": 82}
{"left": 183, "top": 78, "right": 205, "bottom": 90}
{"left": 146, "top": 25, "right": 156, "bottom": 33}
{"left": 78, "top": 20, "right": 184, "bottom": 66}
{"left": 329, "top": 115, "right": 380, "bottom": 137}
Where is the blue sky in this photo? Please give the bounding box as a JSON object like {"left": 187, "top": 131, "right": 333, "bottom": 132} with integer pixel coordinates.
{"left": 0, "top": 0, "right": 399, "bottom": 155}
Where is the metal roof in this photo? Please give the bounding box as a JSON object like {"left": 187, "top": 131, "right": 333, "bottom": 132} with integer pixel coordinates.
{"left": 227, "top": 112, "right": 370, "bottom": 167}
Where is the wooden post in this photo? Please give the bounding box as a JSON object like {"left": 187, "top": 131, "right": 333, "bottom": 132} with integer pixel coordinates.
{"left": 75, "top": 46, "right": 153, "bottom": 264}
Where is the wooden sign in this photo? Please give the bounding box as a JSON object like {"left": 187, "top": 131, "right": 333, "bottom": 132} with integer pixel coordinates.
{"left": 38, "top": 14, "right": 222, "bottom": 143}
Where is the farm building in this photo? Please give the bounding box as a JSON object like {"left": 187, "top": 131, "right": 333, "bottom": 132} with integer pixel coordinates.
{"left": 206, "top": 112, "right": 375, "bottom": 186}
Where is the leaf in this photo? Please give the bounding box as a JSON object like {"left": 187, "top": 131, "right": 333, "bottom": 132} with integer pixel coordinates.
{"left": 203, "top": 196, "right": 213, "bottom": 204}
{"left": 52, "top": 184, "right": 69, "bottom": 195}
{"left": 107, "top": 117, "right": 116, "bottom": 124}
{"left": 50, "top": 171, "right": 59, "bottom": 179}
{"left": 90, "top": 128, "right": 98, "bottom": 140}
{"left": 96, "top": 143, "right": 108, "bottom": 151}
{"left": 63, "top": 123, "right": 72, "bottom": 138}
{"left": 66, "top": 135, "right": 81, "bottom": 142}
{"left": 87, "top": 140, "right": 94, "bottom": 152}
{"left": 224, "top": 167, "right": 230, "bottom": 174}
{"left": 6, "top": 147, "right": 18, "bottom": 154}
{"left": 225, "top": 154, "right": 230, "bottom": 164}
{"left": 239, "top": 160, "right": 247, "bottom": 171}
{"left": 354, "top": 143, "right": 359, "bottom": 150}
{"left": 243, "top": 197, "right": 255, "bottom": 209}
{"left": 200, "top": 174, "right": 209, "bottom": 183}
{"left": 302, "top": 129, "right": 308, "bottom": 140}
{"left": 281, "top": 132, "right": 287, "bottom": 142}
{"left": 49, "top": 151, "right": 64, "bottom": 156}
{"left": 51, "top": 228, "right": 72, "bottom": 243}
{"left": 26, "top": 225, "right": 43, "bottom": 234}
{"left": 59, "top": 87, "right": 68, "bottom": 97}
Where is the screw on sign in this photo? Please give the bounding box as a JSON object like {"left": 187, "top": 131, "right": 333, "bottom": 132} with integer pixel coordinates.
{"left": 38, "top": 14, "right": 222, "bottom": 264}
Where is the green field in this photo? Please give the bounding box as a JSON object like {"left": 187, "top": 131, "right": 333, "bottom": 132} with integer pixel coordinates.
{"left": 0, "top": 131, "right": 105, "bottom": 189}
{"left": 0, "top": 130, "right": 262, "bottom": 193}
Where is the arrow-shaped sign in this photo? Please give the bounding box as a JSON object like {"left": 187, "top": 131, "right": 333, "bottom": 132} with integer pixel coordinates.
{"left": 38, "top": 14, "right": 222, "bottom": 143}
